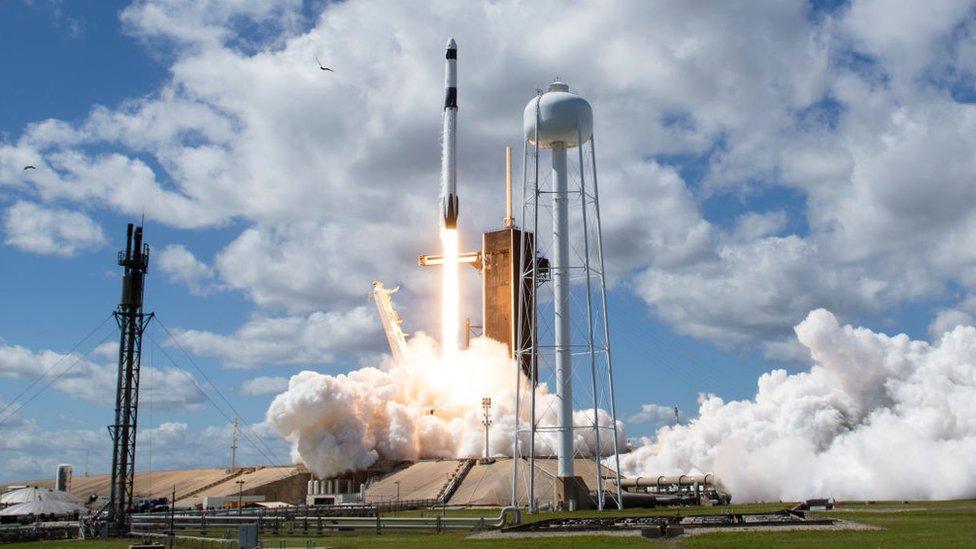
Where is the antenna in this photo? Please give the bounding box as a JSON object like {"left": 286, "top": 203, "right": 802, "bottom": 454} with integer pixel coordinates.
{"left": 673, "top": 405, "right": 679, "bottom": 426}
{"left": 504, "top": 146, "right": 514, "bottom": 228}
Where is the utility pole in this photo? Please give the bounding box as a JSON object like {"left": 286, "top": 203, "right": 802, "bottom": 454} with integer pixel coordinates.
{"left": 481, "top": 397, "right": 493, "bottom": 458}
{"left": 230, "top": 416, "right": 239, "bottom": 470}
{"left": 107, "top": 223, "right": 153, "bottom": 535}
{"left": 236, "top": 479, "right": 245, "bottom": 516}
{"left": 394, "top": 480, "right": 400, "bottom": 517}
{"left": 168, "top": 485, "right": 175, "bottom": 549}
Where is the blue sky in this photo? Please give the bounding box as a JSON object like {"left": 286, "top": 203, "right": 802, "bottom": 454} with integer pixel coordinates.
{"left": 2, "top": 0, "right": 976, "bottom": 483}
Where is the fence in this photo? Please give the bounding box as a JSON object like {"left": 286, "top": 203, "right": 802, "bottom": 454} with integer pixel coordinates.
{"left": 0, "top": 523, "right": 79, "bottom": 544}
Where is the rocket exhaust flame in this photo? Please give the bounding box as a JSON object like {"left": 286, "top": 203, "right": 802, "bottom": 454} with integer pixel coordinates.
{"left": 440, "top": 227, "right": 460, "bottom": 360}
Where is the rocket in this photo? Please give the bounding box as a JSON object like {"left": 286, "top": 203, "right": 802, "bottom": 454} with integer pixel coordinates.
{"left": 440, "top": 38, "right": 459, "bottom": 229}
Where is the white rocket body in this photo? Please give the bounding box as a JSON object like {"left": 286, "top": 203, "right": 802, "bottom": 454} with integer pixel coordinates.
{"left": 440, "top": 38, "right": 459, "bottom": 229}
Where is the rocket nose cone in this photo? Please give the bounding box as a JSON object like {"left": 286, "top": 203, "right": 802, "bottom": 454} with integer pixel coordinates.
{"left": 446, "top": 38, "right": 457, "bottom": 50}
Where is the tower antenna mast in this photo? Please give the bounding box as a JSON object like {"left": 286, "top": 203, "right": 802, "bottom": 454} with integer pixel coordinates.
{"left": 107, "top": 223, "right": 153, "bottom": 535}
{"left": 231, "top": 416, "right": 239, "bottom": 469}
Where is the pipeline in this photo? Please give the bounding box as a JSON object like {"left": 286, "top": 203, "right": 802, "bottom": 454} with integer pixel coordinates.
{"left": 131, "top": 506, "right": 522, "bottom": 534}
{"left": 620, "top": 474, "right": 717, "bottom": 488}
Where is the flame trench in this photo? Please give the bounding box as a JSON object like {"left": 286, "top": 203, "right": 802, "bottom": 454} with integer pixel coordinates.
{"left": 440, "top": 227, "right": 460, "bottom": 360}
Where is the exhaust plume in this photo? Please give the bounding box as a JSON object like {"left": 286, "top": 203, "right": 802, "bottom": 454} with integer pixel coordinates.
{"left": 440, "top": 228, "right": 459, "bottom": 360}
{"left": 267, "top": 333, "right": 624, "bottom": 479}
{"left": 619, "top": 309, "right": 976, "bottom": 502}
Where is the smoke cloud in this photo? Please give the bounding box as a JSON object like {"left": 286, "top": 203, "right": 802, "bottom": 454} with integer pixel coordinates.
{"left": 619, "top": 309, "right": 976, "bottom": 502}
{"left": 267, "top": 333, "right": 624, "bottom": 479}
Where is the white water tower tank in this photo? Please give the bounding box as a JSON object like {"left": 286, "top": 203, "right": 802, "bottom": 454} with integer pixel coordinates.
{"left": 523, "top": 81, "right": 593, "bottom": 149}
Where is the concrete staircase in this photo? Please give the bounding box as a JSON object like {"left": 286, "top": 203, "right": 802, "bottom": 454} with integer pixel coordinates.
{"left": 436, "top": 459, "right": 475, "bottom": 504}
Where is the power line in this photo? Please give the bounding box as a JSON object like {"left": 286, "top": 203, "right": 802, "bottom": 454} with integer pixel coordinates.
{"left": 0, "top": 324, "right": 117, "bottom": 428}
{"left": 0, "top": 313, "right": 114, "bottom": 420}
{"left": 145, "top": 332, "right": 287, "bottom": 471}
{"left": 152, "top": 318, "right": 288, "bottom": 466}
{"left": 146, "top": 321, "right": 290, "bottom": 474}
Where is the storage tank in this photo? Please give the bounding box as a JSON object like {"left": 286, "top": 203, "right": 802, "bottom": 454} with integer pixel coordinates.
{"left": 55, "top": 464, "right": 73, "bottom": 493}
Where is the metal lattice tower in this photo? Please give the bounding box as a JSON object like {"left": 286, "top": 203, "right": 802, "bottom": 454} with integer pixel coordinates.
{"left": 512, "top": 81, "right": 623, "bottom": 511}
{"left": 107, "top": 223, "right": 153, "bottom": 534}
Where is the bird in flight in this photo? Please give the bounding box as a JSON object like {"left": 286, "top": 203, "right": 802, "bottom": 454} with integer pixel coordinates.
{"left": 315, "top": 57, "right": 334, "bottom": 72}
{"left": 23, "top": 165, "right": 36, "bottom": 171}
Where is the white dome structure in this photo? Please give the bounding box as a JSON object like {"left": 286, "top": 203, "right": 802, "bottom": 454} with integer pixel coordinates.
{"left": 523, "top": 81, "right": 593, "bottom": 149}
{"left": 0, "top": 486, "right": 84, "bottom": 517}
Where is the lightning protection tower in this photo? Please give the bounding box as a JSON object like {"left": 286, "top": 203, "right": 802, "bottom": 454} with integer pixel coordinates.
{"left": 107, "top": 223, "right": 153, "bottom": 534}
{"left": 512, "top": 81, "right": 623, "bottom": 511}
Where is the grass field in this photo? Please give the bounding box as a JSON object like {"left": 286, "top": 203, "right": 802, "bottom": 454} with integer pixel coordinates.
{"left": 2, "top": 500, "right": 974, "bottom": 548}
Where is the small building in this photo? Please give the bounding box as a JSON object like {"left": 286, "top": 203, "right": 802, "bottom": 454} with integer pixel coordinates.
{"left": 306, "top": 477, "right": 363, "bottom": 506}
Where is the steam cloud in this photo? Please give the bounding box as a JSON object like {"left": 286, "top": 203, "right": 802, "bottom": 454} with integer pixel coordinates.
{"left": 267, "top": 334, "right": 624, "bottom": 479}
{"left": 269, "top": 307, "right": 976, "bottom": 501}
{"left": 619, "top": 309, "right": 976, "bottom": 502}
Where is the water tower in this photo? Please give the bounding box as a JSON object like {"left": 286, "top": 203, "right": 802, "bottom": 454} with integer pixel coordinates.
{"left": 512, "top": 81, "right": 623, "bottom": 511}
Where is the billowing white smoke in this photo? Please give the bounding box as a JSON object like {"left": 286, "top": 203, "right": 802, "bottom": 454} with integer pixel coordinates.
{"left": 267, "top": 333, "right": 624, "bottom": 479}
{"left": 619, "top": 309, "right": 976, "bottom": 502}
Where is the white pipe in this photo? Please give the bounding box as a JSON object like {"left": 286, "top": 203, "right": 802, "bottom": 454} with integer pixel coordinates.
{"left": 552, "top": 143, "right": 573, "bottom": 479}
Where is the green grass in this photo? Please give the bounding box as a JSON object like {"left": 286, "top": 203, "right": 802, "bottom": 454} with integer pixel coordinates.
{"left": 2, "top": 500, "right": 974, "bottom": 548}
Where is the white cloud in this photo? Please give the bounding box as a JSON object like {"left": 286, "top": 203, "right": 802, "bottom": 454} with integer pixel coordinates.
{"left": 626, "top": 403, "right": 681, "bottom": 430}
{"left": 240, "top": 376, "right": 289, "bottom": 396}
{"left": 169, "top": 307, "right": 383, "bottom": 368}
{"left": 928, "top": 294, "right": 976, "bottom": 339}
{"left": 0, "top": 419, "right": 290, "bottom": 482}
{"left": 120, "top": 0, "right": 303, "bottom": 51}
{"left": 0, "top": 342, "right": 205, "bottom": 412}
{"left": 158, "top": 244, "right": 215, "bottom": 295}
{"left": 1, "top": 0, "right": 975, "bottom": 357}
{"left": 636, "top": 235, "right": 886, "bottom": 345}
{"left": 3, "top": 201, "right": 105, "bottom": 256}
{"left": 929, "top": 309, "right": 975, "bottom": 339}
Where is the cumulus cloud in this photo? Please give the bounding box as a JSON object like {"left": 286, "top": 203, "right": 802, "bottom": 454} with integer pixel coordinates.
{"left": 0, "top": 341, "right": 206, "bottom": 413}
{"left": 169, "top": 307, "right": 383, "bottom": 368}
{"left": 619, "top": 309, "right": 976, "bottom": 502}
{"left": 0, "top": 0, "right": 835, "bottom": 348}
{"left": 240, "top": 375, "right": 289, "bottom": 396}
{"left": 0, "top": 419, "right": 290, "bottom": 482}
{"left": 626, "top": 403, "right": 681, "bottom": 430}
{"left": 3, "top": 201, "right": 105, "bottom": 256}
{"left": 120, "top": 0, "right": 303, "bottom": 51}
{"left": 1, "top": 0, "right": 976, "bottom": 361}
{"left": 158, "top": 244, "right": 215, "bottom": 295}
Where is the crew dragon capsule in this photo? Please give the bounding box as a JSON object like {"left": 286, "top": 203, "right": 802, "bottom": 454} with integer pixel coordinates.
{"left": 440, "top": 38, "right": 459, "bottom": 229}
